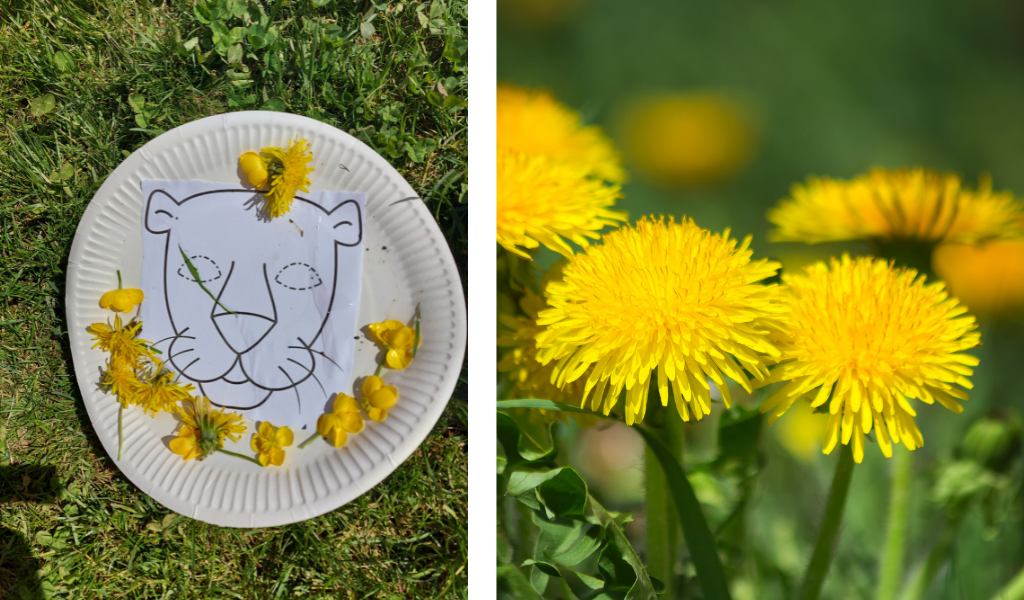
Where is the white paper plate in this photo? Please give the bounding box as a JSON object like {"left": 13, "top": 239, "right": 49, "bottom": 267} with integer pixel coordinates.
{"left": 66, "top": 111, "right": 466, "bottom": 527}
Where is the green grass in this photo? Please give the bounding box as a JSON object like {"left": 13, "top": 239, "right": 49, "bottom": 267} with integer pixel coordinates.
{"left": 0, "top": 0, "right": 467, "bottom": 598}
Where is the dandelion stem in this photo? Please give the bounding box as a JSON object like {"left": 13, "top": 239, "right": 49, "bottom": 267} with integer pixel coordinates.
{"left": 218, "top": 448, "right": 262, "bottom": 466}
{"left": 299, "top": 432, "right": 321, "bottom": 449}
{"left": 798, "top": 443, "right": 856, "bottom": 600}
{"left": 644, "top": 400, "right": 685, "bottom": 598}
{"left": 116, "top": 269, "right": 123, "bottom": 290}
{"left": 117, "top": 404, "right": 124, "bottom": 461}
{"left": 876, "top": 451, "right": 913, "bottom": 600}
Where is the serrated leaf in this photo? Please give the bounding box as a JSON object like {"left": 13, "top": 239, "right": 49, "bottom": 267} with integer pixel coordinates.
{"left": 29, "top": 94, "right": 56, "bottom": 117}
{"left": 261, "top": 98, "right": 286, "bottom": 111}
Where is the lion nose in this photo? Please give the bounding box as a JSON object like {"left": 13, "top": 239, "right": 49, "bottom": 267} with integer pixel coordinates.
{"left": 212, "top": 312, "right": 275, "bottom": 353}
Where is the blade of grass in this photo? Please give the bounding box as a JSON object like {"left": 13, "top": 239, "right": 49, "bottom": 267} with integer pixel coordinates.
{"left": 179, "top": 245, "right": 235, "bottom": 314}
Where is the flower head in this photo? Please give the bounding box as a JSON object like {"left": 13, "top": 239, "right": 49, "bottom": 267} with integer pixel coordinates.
{"left": 135, "top": 362, "right": 195, "bottom": 417}
{"left": 169, "top": 426, "right": 203, "bottom": 461}
{"left": 240, "top": 138, "right": 315, "bottom": 219}
{"left": 361, "top": 375, "right": 398, "bottom": 422}
{"left": 616, "top": 92, "right": 757, "bottom": 185}
{"left": 768, "top": 168, "right": 1023, "bottom": 244}
{"left": 535, "top": 216, "right": 786, "bottom": 425}
{"left": 100, "top": 287, "right": 144, "bottom": 313}
{"left": 99, "top": 357, "right": 142, "bottom": 407}
{"left": 88, "top": 315, "right": 156, "bottom": 365}
{"left": 251, "top": 422, "right": 294, "bottom": 466}
{"left": 367, "top": 320, "right": 419, "bottom": 370}
{"left": 316, "top": 394, "right": 364, "bottom": 447}
{"left": 933, "top": 239, "right": 1024, "bottom": 318}
{"left": 497, "top": 149, "right": 626, "bottom": 259}
{"left": 176, "top": 396, "right": 246, "bottom": 460}
{"left": 761, "top": 255, "right": 981, "bottom": 463}
{"left": 497, "top": 84, "right": 625, "bottom": 183}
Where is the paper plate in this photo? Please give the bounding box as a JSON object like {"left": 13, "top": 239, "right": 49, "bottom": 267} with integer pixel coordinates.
{"left": 66, "top": 111, "right": 466, "bottom": 527}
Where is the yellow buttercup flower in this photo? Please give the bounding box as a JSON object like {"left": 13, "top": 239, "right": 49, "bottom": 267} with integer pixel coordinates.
{"left": 316, "top": 394, "right": 364, "bottom": 447}
{"left": 361, "top": 375, "right": 398, "bottom": 422}
{"left": 768, "top": 168, "right": 1023, "bottom": 244}
{"left": 367, "top": 320, "right": 419, "bottom": 370}
{"left": 135, "top": 362, "right": 196, "bottom": 417}
{"left": 176, "top": 396, "right": 246, "bottom": 459}
{"left": 239, "top": 151, "right": 269, "bottom": 188}
{"left": 100, "top": 287, "right": 144, "bottom": 313}
{"left": 616, "top": 92, "right": 757, "bottom": 185}
{"left": 169, "top": 426, "right": 203, "bottom": 461}
{"left": 250, "top": 422, "right": 294, "bottom": 467}
{"left": 99, "top": 358, "right": 142, "bottom": 408}
{"left": 933, "top": 239, "right": 1024, "bottom": 318}
{"left": 498, "top": 84, "right": 625, "bottom": 183}
{"left": 87, "top": 314, "right": 156, "bottom": 365}
{"left": 497, "top": 149, "right": 626, "bottom": 259}
{"left": 761, "top": 255, "right": 980, "bottom": 464}
{"left": 535, "top": 216, "right": 786, "bottom": 426}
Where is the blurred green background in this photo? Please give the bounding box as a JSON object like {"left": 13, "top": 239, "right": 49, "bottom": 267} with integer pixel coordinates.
{"left": 499, "top": 1, "right": 1024, "bottom": 598}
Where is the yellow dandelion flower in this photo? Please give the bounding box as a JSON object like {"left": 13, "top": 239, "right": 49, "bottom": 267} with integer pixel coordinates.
{"left": 177, "top": 396, "right": 246, "bottom": 459}
{"left": 135, "top": 362, "right": 196, "bottom": 417}
{"left": 99, "top": 357, "right": 142, "bottom": 408}
{"left": 933, "top": 239, "right": 1024, "bottom": 318}
{"left": 616, "top": 92, "right": 757, "bottom": 185}
{"left": 317, "top": 393, "right": 364, "bottom": 447}
{"left": 768, "top": 168, "right": 1023, "bottom": 245}
{"left": 250, "top": 422, "right": 294, "bottom": 467}
{"left": 497, "top": 149, "right": 626, "bottom": 259}
{"left": 760, "top": 255, "right": 981, "bottom": 464}
{"left": 497, "top": 84, "right": 625, "bottom": 183}
{"left": 88, "top": 314, "right": 156, "bottom": 365}
{"left": 361, "top": 375, "right": 398, "bottom": 422}
{"left": 240, "top": 138, "right": 315, "bottom": 219}
{"left": 535, "top": 216, "right": 786, "bottom": 426}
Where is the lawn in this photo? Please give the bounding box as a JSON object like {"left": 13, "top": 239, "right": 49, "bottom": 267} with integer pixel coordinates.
{"left": 0, "top": 0, "right": 467, "bottom": 598}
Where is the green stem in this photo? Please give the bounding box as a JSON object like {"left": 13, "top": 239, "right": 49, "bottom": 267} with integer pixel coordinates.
{"left": 412, "top": 303, "right": 421, "bottom": 359}
{"left": 898, "top": 508, "right": 965, "bottom": 600}
{"left": 877, "top": 451, "right": 913, "bottom": 600}
{"left": 179, "top": 246, "right": 236, "bottom": 314}
{"left": 218, "top": 448, "right": 263, "bottom": 466}
{"left": 798, "top": 443, "right": 856, "bottom": 600}
{"left": 986, "top": 565, "right": 1024, "bottom": 600}
{"left": 375, "top": 362, "right": 385, "bottom": 377}
{"left": 645, "top": 403, "right": 685, "bottom": 598}
{"left": 118, "top": 404, "right": 124, "bottom": 460}
{"left": 298, "top": 432, "right": 321, "bottom": 449}
{"left": 116, "top": 269, "right": 123, "bottom": 290}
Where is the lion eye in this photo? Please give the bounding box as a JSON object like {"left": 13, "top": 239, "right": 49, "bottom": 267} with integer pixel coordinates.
{"left": 274, "top": 262, "right": 323, "bottom": 291}
{"left": 177, "top": 255, "right": 222, "bottom": 284}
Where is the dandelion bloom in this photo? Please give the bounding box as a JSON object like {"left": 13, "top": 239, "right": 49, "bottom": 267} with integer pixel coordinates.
{"left": 497, "top": 84, "right": 625, "bottom": 183}
{"left": 88, "top": 315, "right": 155, "bottom": 365}
{"left": 169, "top": 426, "right": 203, "bottom": 461}
{"left": 616, "top": 92, "right": 757, "bottom": 185}
{"left": 367, "top": 320, "right": 419, "bottom": 370}
{"left": 768, "top": 168, "right": 1023, "bottom": 244}
{"left": 99, "top": 287, "right": 144, "bottom": 313}
{"left": 100, "top": 358, "right": 142, "bottom": 407}
{"left": 760, "top": 255, "right": 980, "bottom": 463}
{"left": 176, "top": 396, "right": 246, "bottom": 459}
{"left": 535, "top": 216, "right": 786, "bottom": 425}
{"left": 497, "top": 149, "right": 626, "bottom": 259}
{"left": 361, "top": 375, "right": 398, "bottom": 422}
{"left": 239, "top": 138, "right": 315, "bottom": 219}
{"left": 933, "top": 239, "right": 1024, "bottom": 317}
{"left": 317, "top": 394, "right": 364, "bottom": 447}
{"left": 250, "top": 422, "right": 294, "bottom": 467}
{"left": 135, "top": 363, "right": 195, "bottom": 417}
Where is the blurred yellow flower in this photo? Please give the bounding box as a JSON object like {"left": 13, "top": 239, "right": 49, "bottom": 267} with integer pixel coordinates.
{"left": 317, "top": 393, "right": 364, "bottom": 447}
{"left": 497, "top": 149, "right": 625, "bottom": 259}
{"left": 251, "top": 421, "right": 294, "bottom": 467}
{"left": 768, "top": 168, "right": 1023, "bottom": 244}
{"left": 367, "top": 320, "right": 418, "bottom": 370}
{"left": 616, "top": 93, "right": 757, "bottom": 185}
{"left": 497, "top": 84, "right": 625, "bottom": 183}
{"left": 536, "top": 216, "right": 785, "bottom": 426}
{"left": 761, "top": 255, "right": 980, "bottom": 464}
{"left": 933, "top": 239, "right": 1024, "bottom": 318}
{"left": 361, "top": 375, "right": 398, "bottom": 422}
{"left": 497, "top": 0, "right": 582, "bottom": 29}
{"left": 773, "top": 398, "right": 830, "bottom": 463}
{"left": 87, "top": 314, "right": 156, "bottom": 365}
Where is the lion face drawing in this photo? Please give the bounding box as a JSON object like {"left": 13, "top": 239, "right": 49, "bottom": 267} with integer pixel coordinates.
{"left": 140, "top": 181, "right": 364, "bottom": 428}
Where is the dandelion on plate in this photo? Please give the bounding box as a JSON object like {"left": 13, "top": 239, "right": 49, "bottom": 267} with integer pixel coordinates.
{"left": 87, "top": 314, "right": 156, "bottom": 365}
{"left": 99, "top": 357, "right": 142, "bottom": 407}
{"left": 497, "top": 149, "right": 626, "bottom": 259}
{"left": 535, "top": 216, "right": 786, "bottom": 426}
{"left": 497, "top": 84, "right": 625, "bottom": 183}
{"left": 768, "top": 168, "right": 1023, "bottom": 245}
{"left": 760, "top": 255, "right": 980, "bottom": 463}
{"left": 135, "top": 362, "right": 196, "bottom": 417}
{"left": 174, "top": 396, "right": 246, "bottom": 460}
{"left": 239, "top": 138, "right": 315, "bottom": 219}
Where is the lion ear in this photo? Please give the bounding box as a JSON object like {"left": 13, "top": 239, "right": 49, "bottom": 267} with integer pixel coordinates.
{"left": 328, "top": 199, "right": 363, "bottom": 247}
{"left": 145, "top": 189, "right": 182, "bottom": 234}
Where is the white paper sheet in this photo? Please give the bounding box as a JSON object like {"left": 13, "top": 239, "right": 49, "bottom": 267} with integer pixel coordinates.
{"left": 139, "top": 179, "right": 365, "bottom": 431}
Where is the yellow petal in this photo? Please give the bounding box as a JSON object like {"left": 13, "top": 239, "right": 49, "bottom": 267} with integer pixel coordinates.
{"left": 325, "top": 425, "right": 347, "bottom": 447}
{"left": 368, "top": 320, "right": 404, "bottom": 344}
{"left": 386, "top": 348, "right": 413, "bottom": 370}
{"left": 390, "top": 326, "right": 415, "bottom": 349}
{"left": 333, "top": 393, "right": 359, "bottom": 414}
{"left": 258, "top": 421, "right": 275, "bottom": 438}
{"left": 340, "top": 412, "right": 364, "bottom": 433}
{"left": 240, "top": 151, "right": 269, "bottom": 188}
{"left": 370, "top": 386, "right": 398, "bottom": 409}
{"left": 258, "top": 451, "right": 271, "bottom": 467}
{"left": 317, "top": 413, "right": 338, "bottom": 438}
{"left": 99, "top": 290, "right": 118, "bottom": 310}
{"left": 363, "top": 375, "right": 384, "bottom": 396}
{"left": 269, "top": 447, "right": 285, "bottom": 466}
{"left": 368, "top": 406, "right": 388, "bottom": 422}
{"left": 275, "top": 426, "right": 294, "bottom": 447}
{"left": 126, "top": 288, "right": 144, "bottom": 304}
